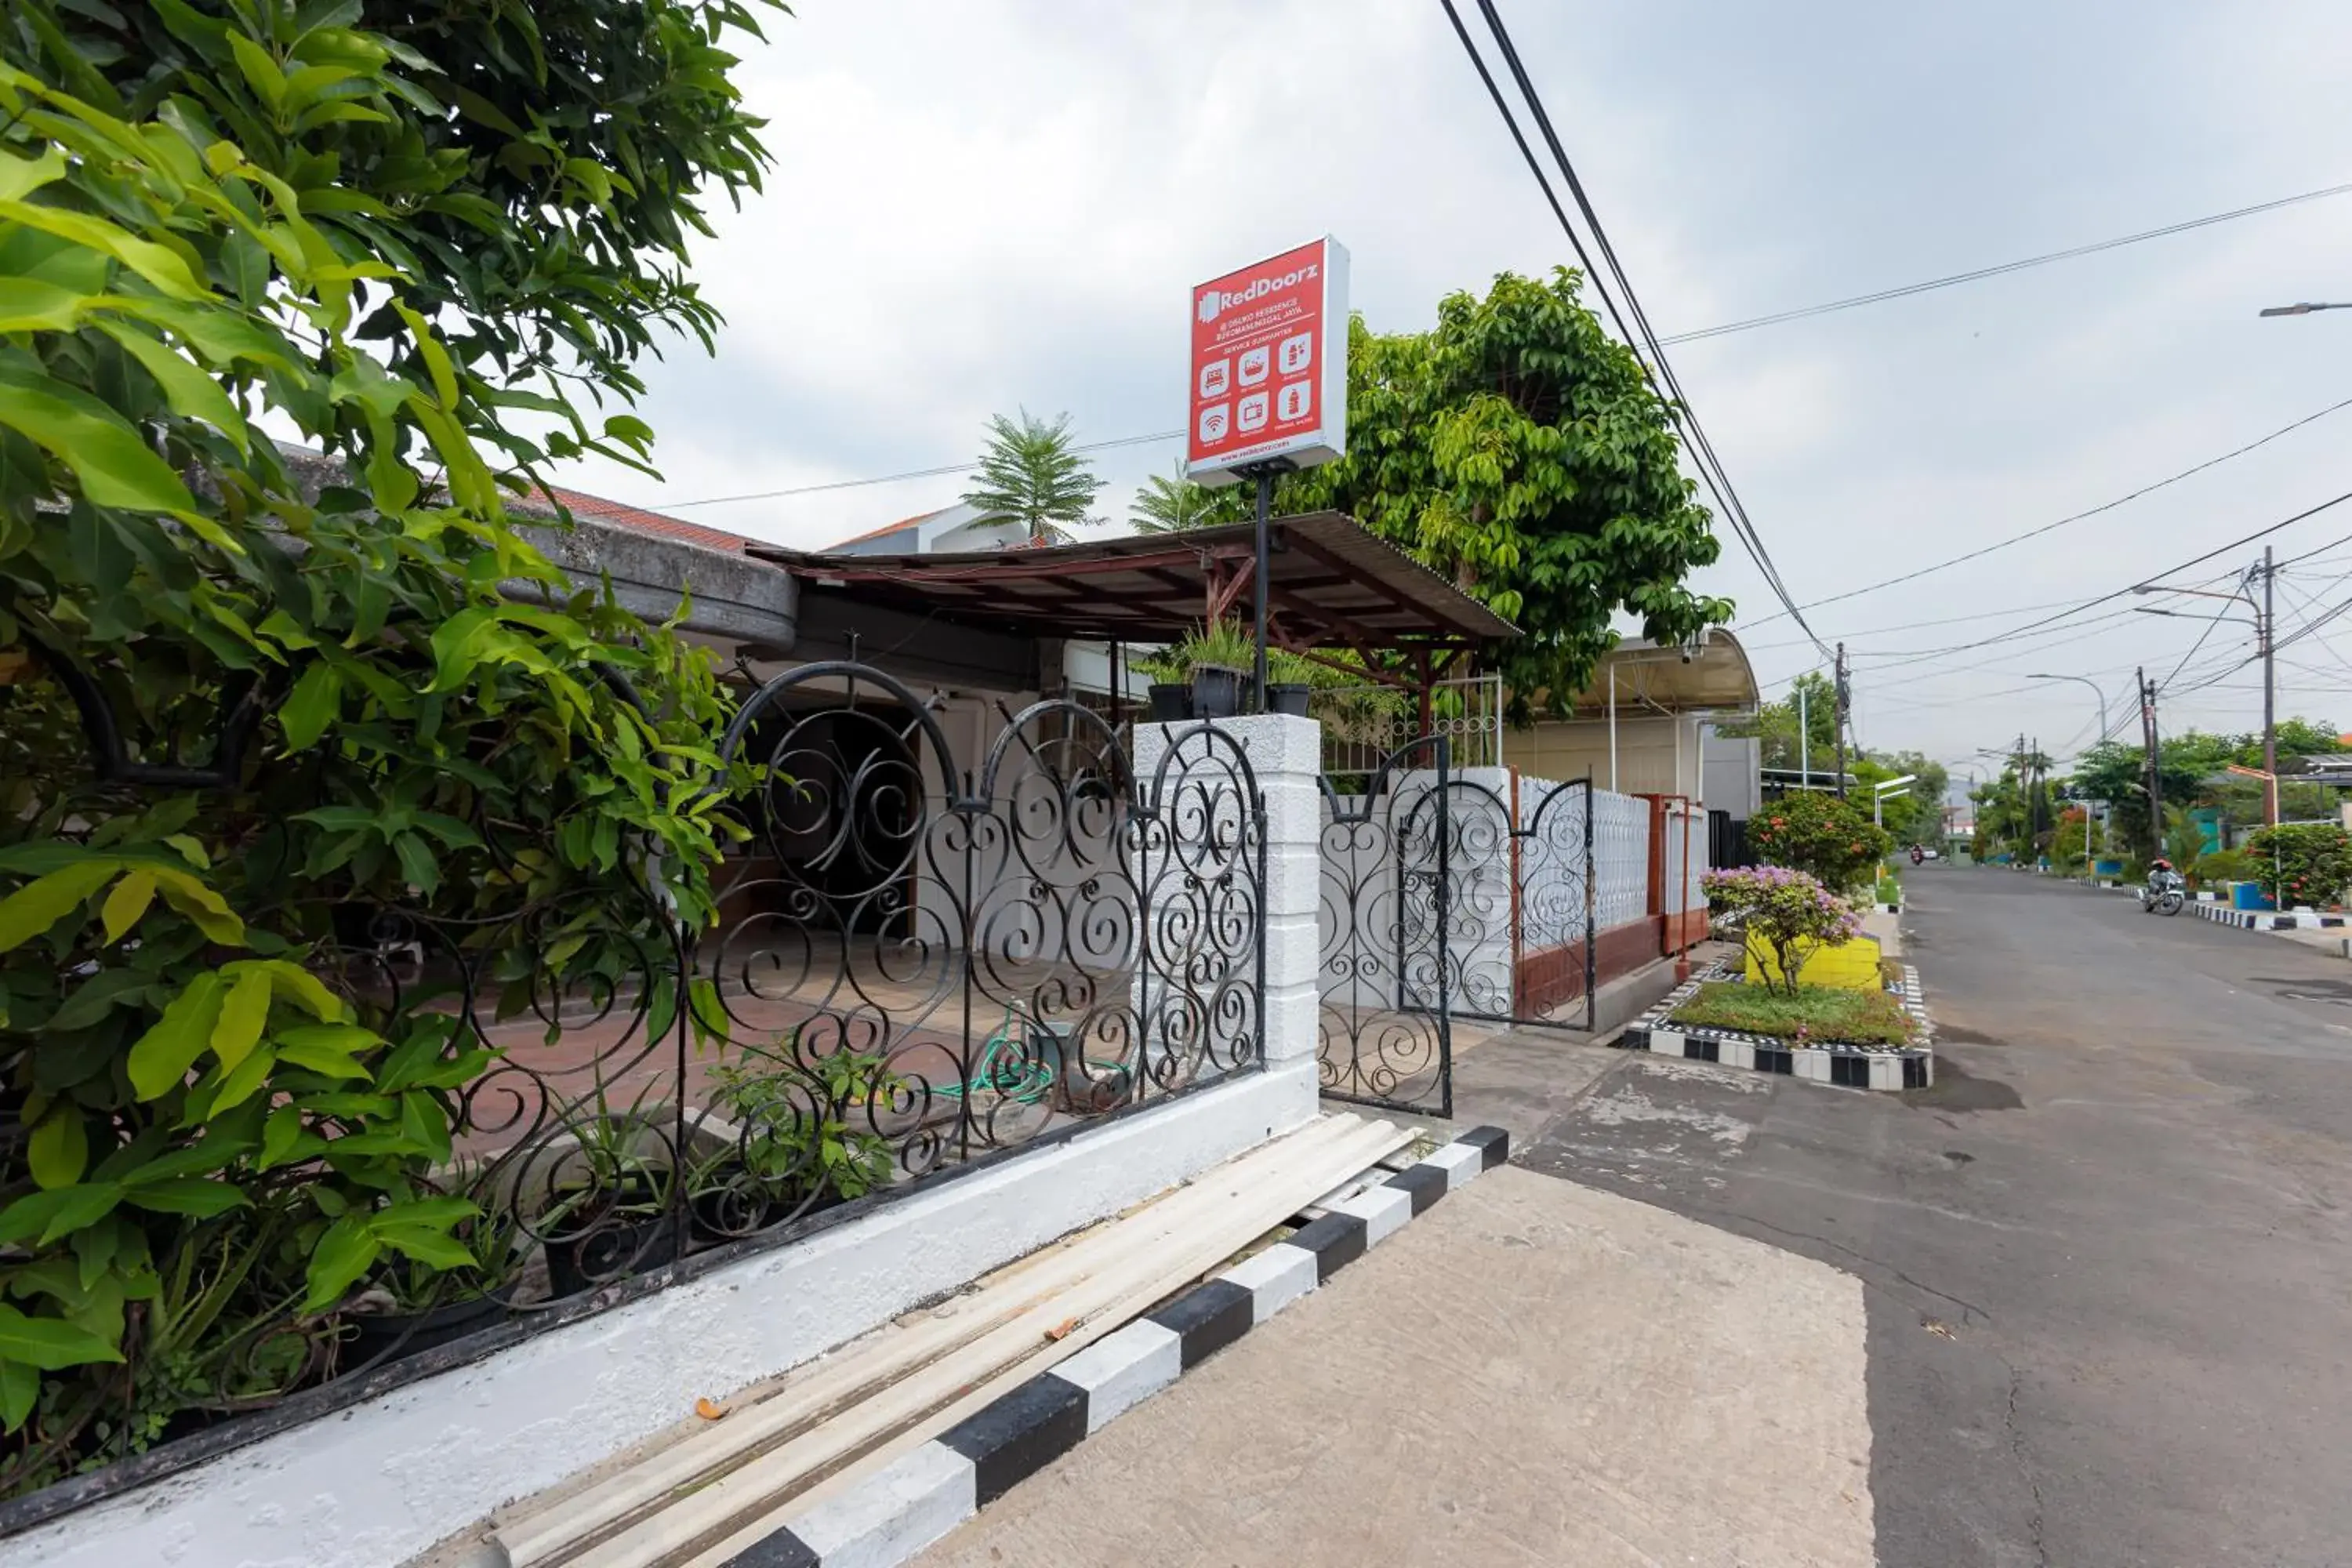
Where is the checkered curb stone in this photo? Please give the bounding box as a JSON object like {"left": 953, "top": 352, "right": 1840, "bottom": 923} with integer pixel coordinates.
{"left": 710, "top": 1125, "right": 1512, "bottom": 1567}
{"left": 2192, "top": 902, "right": 2347, "bottom": 931}
{"left": 1618, "top": 963, "right": 1935, "bottom": 1092}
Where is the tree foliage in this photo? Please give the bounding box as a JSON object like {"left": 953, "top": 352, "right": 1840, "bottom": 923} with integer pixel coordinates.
{"left": 1127, "top": 466, "right": 1247, "bottom": 535}
{"left": 0, "top": 0, "right": 777, "bottom": 1490}
{"left": 1700, "top": 866, "right": 1862, "bottom": 998}
{"left": 2243, "top": 822, "right": 2352, "bottom": 909}
{"left": 1276, "top": 270, "right": 1730, "bottom": 716}
{"left": 1718, "top": 671, "right": 1837, "bottom": 775}
{"left": 961, "top": 409, "right": 1102, "bottom": 545}
{"left": 1750, "top": 789, "right": 1890, "bottom": 892}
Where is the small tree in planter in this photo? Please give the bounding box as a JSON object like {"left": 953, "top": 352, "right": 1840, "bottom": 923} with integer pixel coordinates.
{"left": 1748, "top": 792, "right": 1891, "bottom": 893}
{"left": 2242, "top": 822, "right": 2352, "bottom": 909}
{"left": 1702, "top": 866, "right": 1862, "bottom": 996}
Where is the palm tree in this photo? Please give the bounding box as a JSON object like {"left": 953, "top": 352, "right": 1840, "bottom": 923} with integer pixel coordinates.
{"left": 1128, "top": 466, "right": 1249, "bottom": 534}
{"left": 960, "top": 410, "right": 1102, "bottom": 546}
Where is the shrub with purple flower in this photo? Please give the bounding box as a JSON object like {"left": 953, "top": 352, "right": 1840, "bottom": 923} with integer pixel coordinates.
{"left": 1702, "top": 866, "right": 1862, "bottom": 996}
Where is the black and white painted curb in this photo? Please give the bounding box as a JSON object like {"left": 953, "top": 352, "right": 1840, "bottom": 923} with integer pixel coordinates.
{"left": 713, "top": 1126, "right": 1512, "bottom": 1568}
{"left": 1620, "top": 964, "right": 1934, "bottom": 1091}
{"left": 2193, "top": 902, "right": 2347, "bottom": 931}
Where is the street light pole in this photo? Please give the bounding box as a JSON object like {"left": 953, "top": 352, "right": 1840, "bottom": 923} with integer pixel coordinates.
{"left": 2263, "top": 544, "right": 2278, "bottom": 826}
{"left": 2259, "top": 302, "right": 2352, "bottom": 316}
{"left": 2024, "top": 672, "right": 2111, "bottom": 876}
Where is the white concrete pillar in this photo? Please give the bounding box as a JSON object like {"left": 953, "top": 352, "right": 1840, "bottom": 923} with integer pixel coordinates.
{"left": 1133, "top": 716, "right": 1321, "bottom": 1127}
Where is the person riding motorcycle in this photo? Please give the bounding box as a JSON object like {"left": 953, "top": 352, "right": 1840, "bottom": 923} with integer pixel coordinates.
{"left": 2143, "top": 857, "right": 2186, "bottom": 914}
{"left": 1910, "top": 844, "right": 1926, "bottom": 866}
{"left": 2149, "top": 857, "right": 2178, "bottom": 887}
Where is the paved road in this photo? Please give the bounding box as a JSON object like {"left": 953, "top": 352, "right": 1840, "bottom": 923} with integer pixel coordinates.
{"left": 1519, "top": 867, "right": 2352, "bottom": 1568}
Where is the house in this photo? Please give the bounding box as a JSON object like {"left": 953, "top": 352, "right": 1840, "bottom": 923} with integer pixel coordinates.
{"left": 824, "top": 500, "right": 1031, "bottom": 557}
{"left": 1501, "top": 629, "right": 1762, "bottom": 804}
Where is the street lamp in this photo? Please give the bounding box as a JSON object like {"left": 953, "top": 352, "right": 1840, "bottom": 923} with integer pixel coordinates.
{"left": 2025, "top": 673, "right": 2111, "bottom": 875}
{"left": 1871, "top": 774, "right": 1916, "bottom": 829}
{"left": 2259, "top": 302, "right": 2352, "bottom": 317}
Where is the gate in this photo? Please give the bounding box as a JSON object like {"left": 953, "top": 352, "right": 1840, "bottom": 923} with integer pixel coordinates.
{"left": 1436, "top": 774, "right": 1597, "bottom": 1030}
{"left": 1316, "top": 738, "right": 1454, "bottom": 1116}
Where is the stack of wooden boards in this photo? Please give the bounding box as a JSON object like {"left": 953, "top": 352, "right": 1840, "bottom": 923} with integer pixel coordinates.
{"left": 470, "top": 1112, "right": 1413, "bottom": 1568}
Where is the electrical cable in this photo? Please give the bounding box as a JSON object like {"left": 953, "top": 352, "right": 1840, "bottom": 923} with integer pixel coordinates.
{"left": 656, "top": 429, "right": 1186, "bottom": 511}
{"left": 1659, "top": 180, "right": 2352, "bottom": 347}
{"left": 1439, "top": 0, "right": 1828, "bottom": 657}
{"left": 1739, "top": 394, "right": 2352, "bottom": 630}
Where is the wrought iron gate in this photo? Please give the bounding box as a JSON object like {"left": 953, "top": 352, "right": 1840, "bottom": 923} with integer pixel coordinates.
{"left": 1417, "top": 772, "right": 1599, "bottom": 1033}
{"left": 1316, "top": 738, "right": 1454, "bottom": 1116}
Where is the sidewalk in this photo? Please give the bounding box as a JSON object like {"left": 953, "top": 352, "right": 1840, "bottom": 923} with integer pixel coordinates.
{"left": 913, "top": 1163, "right": 1874, "bottom": 1568}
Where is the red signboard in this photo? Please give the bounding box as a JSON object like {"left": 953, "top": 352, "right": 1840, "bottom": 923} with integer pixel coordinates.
{"left": 1186, "top": 236, "right": 1349, "bottom": 483}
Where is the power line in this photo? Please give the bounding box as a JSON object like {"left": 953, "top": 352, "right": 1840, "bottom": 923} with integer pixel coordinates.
{"left": 1439, "top": 0, "right": 1828, "bottom": 657}
{"left": 1740, "top": 394, "right": 2352, "bottom": 630}
{"left": 1659, "top": 180, "right": 2352, "bottom": 347}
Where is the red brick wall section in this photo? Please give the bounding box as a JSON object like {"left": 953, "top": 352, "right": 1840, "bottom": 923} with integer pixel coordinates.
{"left": 1514, "top": 918, "right": 1661, "bottom": 1013}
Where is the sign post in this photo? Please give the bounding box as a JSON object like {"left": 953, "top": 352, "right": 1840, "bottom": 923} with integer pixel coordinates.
{"left": 1187, "top": 238, "right": 1350, "bottom": 711}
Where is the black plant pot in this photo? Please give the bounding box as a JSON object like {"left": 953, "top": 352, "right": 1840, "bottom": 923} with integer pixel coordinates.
{"left": 1191, "top": 665, "right": 1244, "bottom": 720}
{"left": 543, "top": 1180, "right": 684, "bottom": 1299}
{"left": 1146, "top": 683, "right": 1192, "bottom": 724}
{"left": 1267, "top": 682, "right": 1312, "bottom": 718}
{"left": 345, "top": 1287, "right": 517, "bottom": 1369}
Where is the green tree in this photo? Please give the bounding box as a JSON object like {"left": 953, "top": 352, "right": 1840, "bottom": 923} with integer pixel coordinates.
{"left": 2243, "top": 822, "right": 2352, "bottom": 907}
{"left": 0, "top": 0, "right": 776, "bottom": 1487}
{"left": 1750, "top": 790, "right": 1891, "bottom": 892}
{"left": 1719, "top": 671, "right": 1838, "bottom": 776}
{"left": 1129, "top": 466, "right": 1248, "bottom": 534}
{"left": 1276, "top": 270, "right": 1731, "bottom": 717}
{"left": 962, "top": 409, "right": 1102, "bottom": 545}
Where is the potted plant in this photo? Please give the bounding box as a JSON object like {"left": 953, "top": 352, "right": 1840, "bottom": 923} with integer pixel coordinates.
{"left": 689, "top": 1049, "right": 900, "bottom": 1240}
{"left": 339, "top": 1207, "right": 526, "bottom": 1368}
{"left": 1145, "top": 682, "right": 1192, "bottom": 723}
{"left": 1266, "top": 683, "right": 1312, "bottom": 717}
{"left": 536, "top": 1091, "right": 688, "bottom": 1298}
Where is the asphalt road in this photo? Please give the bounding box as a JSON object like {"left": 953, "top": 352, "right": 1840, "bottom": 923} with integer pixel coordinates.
{"left": 1520, "top": 867, "right": 2352, "bottom": 1568}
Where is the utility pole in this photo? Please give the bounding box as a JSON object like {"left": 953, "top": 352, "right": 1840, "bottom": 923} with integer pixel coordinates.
{"left": 2139, "top": 667, "right": 2161, "bottom": 862}
{"left": 2262, "top": 544, "right": 2278, "bottom": 826}
{"left": 1832, "top": 642, "right": 1849, "bottom": 798}
{"left": 1797, "top": 679, "right": 1809, "bottom": 789}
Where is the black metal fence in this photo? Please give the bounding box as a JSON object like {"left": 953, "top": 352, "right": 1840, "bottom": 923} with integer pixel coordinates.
{"left": 0, "top": 661, "right": 1265, "bottom": 1519}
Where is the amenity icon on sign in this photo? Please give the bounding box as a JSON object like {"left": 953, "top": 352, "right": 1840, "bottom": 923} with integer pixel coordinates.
{"left": 1237, "top": 346, "right": 1270, "bottom": 386}
{"left": 1277, "top": 381, "right": 1312, "bottom": 422}
{"left": 1236, "top": 392, "right": 1269, "bottom": 432}
{"left": 1198, "top": 358, "right": 1230, "bottom": 398}
{"left": 1278, "top": 332, "right": 1312, "bottom": 376}
{"left": 1197, "top": 403, "right": 1229, "bottom": 444}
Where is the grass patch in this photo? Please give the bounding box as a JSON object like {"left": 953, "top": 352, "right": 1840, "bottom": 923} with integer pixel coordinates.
{"left": 1669, "top": 980, "right": 1916, "bottom": 1047}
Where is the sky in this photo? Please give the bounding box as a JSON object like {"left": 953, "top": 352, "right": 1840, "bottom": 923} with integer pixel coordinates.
{"left": 548, "top": 0, "right": 2352, "bottom": 783}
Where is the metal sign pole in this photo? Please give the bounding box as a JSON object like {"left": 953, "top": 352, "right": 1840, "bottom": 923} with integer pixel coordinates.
{"left": 1253, "top": 465, "right": 1272, "bottom": 713}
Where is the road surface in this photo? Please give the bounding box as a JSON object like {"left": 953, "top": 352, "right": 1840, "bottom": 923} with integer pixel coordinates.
{"left": 1523, "top": 866, "right": 2352, "bottom": 1567}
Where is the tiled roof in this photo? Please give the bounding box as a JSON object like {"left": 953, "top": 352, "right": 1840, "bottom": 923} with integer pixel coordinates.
{"left": 826, "top": 508, "right": 942, "bottom": 550}
{"left": 513, "top": 484, "right": 751, "bottom": 554}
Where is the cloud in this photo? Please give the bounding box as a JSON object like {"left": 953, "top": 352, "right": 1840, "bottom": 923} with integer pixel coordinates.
{"left": 546, "top": 0, "right": 2352, "bottom": 758}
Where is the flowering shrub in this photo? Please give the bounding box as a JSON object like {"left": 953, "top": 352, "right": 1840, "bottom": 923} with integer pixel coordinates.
{"left": 1702, "top": 866, "right": 1863, "bottom": 995}
{"left": 1748, "top": 791, "right": 1891, "bottom": 892}
{"left": 2242, "top": 822, "right": 2352, "bottom": 909}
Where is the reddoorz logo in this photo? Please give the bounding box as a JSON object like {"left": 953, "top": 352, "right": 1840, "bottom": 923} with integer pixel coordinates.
{"left": 1197, "top": 261, "right": 1319, "bottom": 323}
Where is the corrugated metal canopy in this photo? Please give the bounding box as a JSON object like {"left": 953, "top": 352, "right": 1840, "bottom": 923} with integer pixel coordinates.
{"left": 746, "top": 510, "right": 1518, "bottom": 653}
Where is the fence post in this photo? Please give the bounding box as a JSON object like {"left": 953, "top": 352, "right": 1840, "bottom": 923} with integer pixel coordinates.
{"left": 1134, "top": 715, "right": 1323, "bottom": 1126}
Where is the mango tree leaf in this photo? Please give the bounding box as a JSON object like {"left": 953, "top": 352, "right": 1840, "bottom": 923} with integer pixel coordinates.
{"left": 0, "top": 1362, "right": 35, "bottom": 1433}
{"left": 398, "top": 1089, "right": 452, "bottom": 1164}
{"left": 93, "top": 321, "right": 250, "bottom": 452}
{"left": 0, "top": 277, "right": 88, "bottom": 334}
{"left": 278, "top": 661, "right": 341, "bottom": 750}
{"left": 0, "top": 148, "right": 67, "bottom": 202}
{"left": 126, "top": 972, "right": 227, "bottom": 1100}
{"left": 372, "top": 1225, "right": 474, "bottom": 1272}
{"left": 303, "top": 1214, "right": 379, "bottom": 1312}
{"left": 0, "top": 1183, "right": 125, "bottom": 1247}
{"left": 0, "top": 1305, "right": 122, "bottom": 1370}
{"left": 0, "top": 861, "right": 118, "bottom": 953}
{"left": 99, "top": 869, "right": 157, "bottom": 943}
{"left": 148, "top": 868, "right": 245, "bottom": 944}
{"left": 0, "top": 200, "right": 208, "bottom": 300}
{"left": 208, "top": 1043, "right": 278, "bottom": 1113}
{"left": 27, "top": 1103, "right": 88, "bottom": 1191}
{"left": 46, "top": 967, "right": 154, "bottom": 1031}
{"left": 0, "top": 366, "right": 199, "bottom": 517}
{"left": 209, "top": 966, "right": 273, "bottom": 1073}
{"left": 253, "top": 960, "right": 350, "bottom": 1022}
{"left": 122, "top": 1178, "right": 249, "bottom": 1218}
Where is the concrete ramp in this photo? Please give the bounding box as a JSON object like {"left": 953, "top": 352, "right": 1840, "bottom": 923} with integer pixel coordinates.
{"left": 918, "top": 1165, "right": 1874, "bottom": 1568}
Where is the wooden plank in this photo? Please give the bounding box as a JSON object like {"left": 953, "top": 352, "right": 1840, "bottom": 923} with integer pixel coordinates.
{"left": 576, "top": 1120, "right": 1408, "bottom": 1568}
{"left": 494, "top": 1116, "right": 1383, "bottom": 1567}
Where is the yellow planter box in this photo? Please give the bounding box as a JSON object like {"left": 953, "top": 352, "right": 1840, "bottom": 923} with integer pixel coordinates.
{"left": 1744, "top": 933, "right": 1884, "bottom": 990}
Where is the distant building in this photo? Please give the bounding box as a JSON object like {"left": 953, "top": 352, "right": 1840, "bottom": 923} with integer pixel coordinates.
{"left": 823, "top": 502, "right": 1031, "bottom": 557}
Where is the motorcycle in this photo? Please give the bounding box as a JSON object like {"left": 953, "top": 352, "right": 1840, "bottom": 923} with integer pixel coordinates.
{"left": 1910, "top": 845, "right": 1925, "bottom": 868}
{"left": 2140, "top": 871, "right": 2184, "bottom": 916}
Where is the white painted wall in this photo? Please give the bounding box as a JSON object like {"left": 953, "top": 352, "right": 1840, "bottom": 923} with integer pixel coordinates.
{"left": 12, "top": 720, "right": 1330, "bottom": 1568}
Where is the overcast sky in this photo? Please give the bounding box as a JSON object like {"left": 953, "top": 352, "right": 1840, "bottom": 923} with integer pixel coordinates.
{"left": 552, "top": 0, "right": 2352, "bottom": 779}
